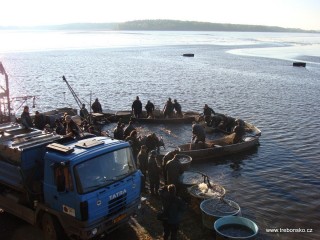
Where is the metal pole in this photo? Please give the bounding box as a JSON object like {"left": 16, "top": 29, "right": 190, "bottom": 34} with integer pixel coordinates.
{"left": 89, "top": 91, "right": 92, "bottom": 125}
{"left": 5, "top": 73, "right": 10, "bottom": 119}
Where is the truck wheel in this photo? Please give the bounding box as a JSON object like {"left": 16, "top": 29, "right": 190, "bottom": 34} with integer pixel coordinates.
{"left": 42, "top": 213, "right": 64, "bottom": 240}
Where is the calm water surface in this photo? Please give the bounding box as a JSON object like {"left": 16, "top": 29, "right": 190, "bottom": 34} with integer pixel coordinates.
{"left": 1, "top": 31, "right": 320, "bottom": 239}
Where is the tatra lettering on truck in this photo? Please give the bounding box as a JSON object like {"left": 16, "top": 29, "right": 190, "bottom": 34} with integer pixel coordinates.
{"left": 0, "top": 123, "right": 142, "bottom": 240}
{"left": 109, "top": 189, "right": 127, "bottom": 201}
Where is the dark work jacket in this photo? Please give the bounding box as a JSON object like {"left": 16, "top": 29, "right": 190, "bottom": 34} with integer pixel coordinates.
{"left": 165, "top": 159, "right": 184, "bottom": 186}
{"left": 173, "top": 102, "right": 182, "bottom": 113}
{"left": 55, "top": 123, "right": 66, "bottom": 135}
{"left": 145, "top": 102, "right": 155, "bottom": 113}
{"left": 159, "top": 187, "right": 186, "bottom": 225}
{"left": 132, "top": 100, "right": 142, "bottom": 114}
{"left": 34, "top": 114, "right": 46, "bottom": 130}
{"left": 66, "top": 120, "right": 81, "bottom": 139}
{"left": 113, "top": 126, "right": 124, "bottom": 140}
{"left": 80, "top": 107, "right": 89, "bottom": 119}
{"left": 192, "top": 123, "right": 206, "bottom": 142}
{"left": 145, "top": 134, "right": 159, "bottom": 152}
{"left": 148, "top": 156, "right": 161, "bottom": 181}
{"left": 163, "top": 100, "right": 174, "bottom": 116}
{"left": 125, "top": 135, "right": 141, "bottom": 158}
{"left": 91, "top": 101, "right": 102, "bottom": 113}
{"left": 124, "top": 124, "right": 135, "bottom": 138}
{"left": 21, "top": 111, "right": 33, "bottom": 129}
{"left": 137, "top": 151, "right": 148, "bottom": 175}
{"left": 203, "top": 107, "right": 215, "bottom": 116}
{"left": 233, "top": 125, "right": 246, "bottom": 144}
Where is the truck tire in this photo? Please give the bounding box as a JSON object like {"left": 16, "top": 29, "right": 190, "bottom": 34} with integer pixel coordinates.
{"left": 42, "top": 213, "right": 64, "bottom": 240}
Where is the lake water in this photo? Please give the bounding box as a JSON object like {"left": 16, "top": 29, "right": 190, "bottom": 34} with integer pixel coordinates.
{"left": 1, "top": 30, "right": 320, "bottom": 239}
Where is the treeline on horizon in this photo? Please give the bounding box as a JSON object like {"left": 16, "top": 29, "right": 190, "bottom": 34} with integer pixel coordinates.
{"left": 0, "top": 20, "right": 317, "bottom": 33}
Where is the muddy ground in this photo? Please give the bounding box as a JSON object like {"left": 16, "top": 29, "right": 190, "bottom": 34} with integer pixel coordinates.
{"left": 0, "top": 193, "right": 216, "bottom": 240}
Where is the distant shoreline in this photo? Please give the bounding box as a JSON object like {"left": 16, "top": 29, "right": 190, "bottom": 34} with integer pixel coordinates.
{"left": 1, "top": 20, "right": 319, "bottom": 33}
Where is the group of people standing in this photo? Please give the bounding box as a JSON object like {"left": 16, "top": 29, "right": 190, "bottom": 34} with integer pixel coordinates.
{"left": 136, "top": 147, "right": 186, "bottom": 240}
{"left": 52, "top": 113, "right": 84, "bottom": 139}
{"left": 163, "top": 98, "right": 182, "bottom": 118}
{"left": 113, "top": 119, "right": 164, "bottom": 157}
{"left": 79, "top": 98, "right": 103, "bottom": 120}
{"left": 137, "top": 148, "right": 184, "bottom": 195}
{"left": 20, "top": 105, "right": 84, "bottom": 139}
{"left": 20, "top": 106, "right": 50, "bottom": 131}
{"left": 196, "top": 103, "right": 246, "bottom": 144}
{"left": 131, "top": 96, "right": 183, "bottom": 119}
{"left": 111, "top": 115, "right": 187, "bottom": 239}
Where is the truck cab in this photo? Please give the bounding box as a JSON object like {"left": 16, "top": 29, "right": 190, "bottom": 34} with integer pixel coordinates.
{"left": 0, "top": 123, "right": 142, "bottom": 239}
{"left": 44, "top": 137, "right": 142, "bottom": 239}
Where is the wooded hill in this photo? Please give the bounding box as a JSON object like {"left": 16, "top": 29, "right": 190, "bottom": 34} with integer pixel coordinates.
{"left": 116, "top": 20, "right": 315, "bottom": 32}
{"left": 0, "top": 20, "right": 317, "bottom": 33}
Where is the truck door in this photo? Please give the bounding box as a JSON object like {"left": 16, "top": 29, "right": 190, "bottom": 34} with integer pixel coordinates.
{"left": 46, "top": 164, "right": 79, "bottom": 219}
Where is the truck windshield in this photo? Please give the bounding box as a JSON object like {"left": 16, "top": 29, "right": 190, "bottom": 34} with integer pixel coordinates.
{"left": 74, "top": 147, "right": 136, "bottom": 194}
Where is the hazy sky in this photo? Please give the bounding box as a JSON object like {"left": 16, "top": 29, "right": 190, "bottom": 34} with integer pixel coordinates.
{"left": 1, "top": 0, "right": 319, "bottom": 30}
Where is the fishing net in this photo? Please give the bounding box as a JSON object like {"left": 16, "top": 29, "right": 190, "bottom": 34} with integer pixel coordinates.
{"left": 188, "top": 181, "right": 226, "bottom": 199}
{"left": 208, "top": 132, "right": 236, "bottom": 146}
{"left": 179, "top": 171, "right": 205, "bottom": 186}
{"left": 200, "top": 197, "right": 240, "bottom": 217}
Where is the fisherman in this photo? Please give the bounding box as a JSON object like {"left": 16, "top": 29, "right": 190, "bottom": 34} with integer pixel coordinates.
{"left": 20, "top": 106, "right": 33, "bottom": 129}
{"left": 217, "top": 114, "right": 232, "bottom": 132}
{"left": 33, "top": 111, "right": 46, "bottom": 130}
{"left": 225, "top": 116, "right": 237, "bottom": 133}
{"left": 137, "top": 145, "right": 148, "bottom": 192}
{"left": 145, "top": 132, "right": 161, "bottom": 153}
{"left": 65, "top": 115, "right": 81, "bottom": 139}
{"left": 125, "top": 130, "right": 141, "bottom": 161}
{"left": 173, "top": 99, "right": 182, "bottom": 118}
{"left": 162, "top": 149, "right": 179, "bottom": 185}
{"left": 132, "top": 96, "right": 143, "bottom": 118}
{"left": 163, "top": 98, "right": 174, "bottom": 118}
{"left": 232, "top": 119, "right": 246, "bottom": 144}
{"left": 91, "top": 98, "right": 102, "bottom": 113}
{"left": 145, "top": 100, "right": 155, "bottom": 118}
{"left": 165, "top": 154, "right": 184, "bottom": 193}
{"left": 203, "top": 104, "right": 215, "bottom": 126}
{"left": 148, "top": 150, "right": 161, "bottom": 196}
{"left": 55, "top": 119, "right": 66, "bottom": 135}
{"left": 80, "top": 103, "right": 89, "bottom": 119}
{"left": 113, "top": 122, "right": 125, "bottom": 140}
{"left": 192, "top": 121, "right": 206, "bottom": 143}
{"left": 158, "top": 184, "right": 187, "bottom": 240}
{"left": 123, "top": 120, "right": 136, "bottom": 138}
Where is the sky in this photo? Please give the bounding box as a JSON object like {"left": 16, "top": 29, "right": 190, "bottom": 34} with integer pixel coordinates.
{"left": 0, "top": 0, "right": 319, "bottom": 30}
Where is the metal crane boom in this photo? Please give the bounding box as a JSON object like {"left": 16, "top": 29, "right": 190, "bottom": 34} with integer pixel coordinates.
{"left": 62, "top": 75, "right": 83, "bottom": 109}
{"left": 0, "top": 62, "right": 11, "bottom": 123}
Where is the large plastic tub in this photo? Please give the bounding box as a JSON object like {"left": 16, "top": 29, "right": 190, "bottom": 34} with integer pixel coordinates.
{"left": 176, "top": 154, "right": 192, "bottom": 171}
{"left": 187, "top": 183, "right": 226, "bottom": 214}
{"left": 200, "top": 198, "right": 240, "bottom": 229}
{"left": 214, "top": 216, "right": 259, "bottom": 239}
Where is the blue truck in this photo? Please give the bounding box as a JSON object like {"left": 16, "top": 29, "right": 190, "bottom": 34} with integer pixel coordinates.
{"left": 0, "top": 122, "right": 142, "bottom": 239}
